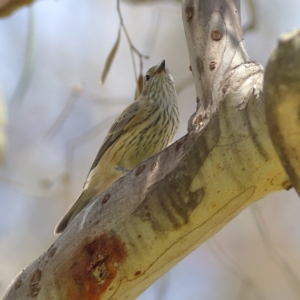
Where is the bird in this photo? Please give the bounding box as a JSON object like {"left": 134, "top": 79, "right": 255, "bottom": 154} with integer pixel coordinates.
{"left": 55, "top": 60, "right": 180, "bottom": 234}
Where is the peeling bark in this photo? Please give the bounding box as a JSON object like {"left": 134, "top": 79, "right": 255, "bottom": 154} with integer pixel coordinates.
{"left": 3, "top": 1, "right": 294, "bottom": 300}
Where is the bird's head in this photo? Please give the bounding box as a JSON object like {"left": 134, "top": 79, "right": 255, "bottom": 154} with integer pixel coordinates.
{"left": 141, "top": 60, "right": 177, "bottom": 100}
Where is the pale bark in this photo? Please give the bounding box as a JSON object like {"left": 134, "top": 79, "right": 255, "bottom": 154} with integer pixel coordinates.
{"left": 3, "top": 1, "right": 294, "bottom": 300}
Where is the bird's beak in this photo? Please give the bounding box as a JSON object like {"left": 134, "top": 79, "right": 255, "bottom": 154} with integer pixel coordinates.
{"left": 157, "top": 60, "right": 166, "bottom": 74}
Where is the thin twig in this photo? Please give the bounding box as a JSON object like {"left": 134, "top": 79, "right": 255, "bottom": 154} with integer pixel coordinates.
{"left": 0, "top": 174, "right": 51, "bottom": 198}
{"left": 46, "top": 84, "right": 83, "bottom": 138}
{"left": 83, "top": 92, "right": 129, "bottom": 105}
{"left": 46, "top": 83, "right": 128, "bottom": 139}
{"left": 10, "top": 5, "right": 36, "bottom": 104}
{"left": 116, "top": 0, "right": 148, "bottom": 81}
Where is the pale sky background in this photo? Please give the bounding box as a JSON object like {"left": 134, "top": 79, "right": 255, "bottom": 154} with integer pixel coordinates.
{"left": 0, "top": 0, "right": 300, "bottom": 299}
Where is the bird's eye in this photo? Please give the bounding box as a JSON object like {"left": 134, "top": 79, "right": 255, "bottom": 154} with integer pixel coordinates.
{"left": 145, "top": 75, "right": 150, "bottom": 82}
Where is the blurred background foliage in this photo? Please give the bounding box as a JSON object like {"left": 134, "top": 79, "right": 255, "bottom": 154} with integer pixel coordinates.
{"left": 0, "top": 0, "right": 300, "bottom": 299}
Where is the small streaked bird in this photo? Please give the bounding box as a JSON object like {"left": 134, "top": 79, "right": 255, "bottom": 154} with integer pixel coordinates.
{"left": 55, "top": 60, "right": 180, "bottom": 234}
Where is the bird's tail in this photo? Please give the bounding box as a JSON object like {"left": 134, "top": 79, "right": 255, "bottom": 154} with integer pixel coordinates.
{"left": 54, "top": 190, "right": 94, "bottom": 234}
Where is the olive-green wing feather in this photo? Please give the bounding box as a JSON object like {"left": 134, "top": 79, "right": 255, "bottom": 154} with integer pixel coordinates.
{"left": 54, "top": 101, "right": 142, "bottom": 233}
{"left": 87, "top": 100, "right": 141, "bottom": 176}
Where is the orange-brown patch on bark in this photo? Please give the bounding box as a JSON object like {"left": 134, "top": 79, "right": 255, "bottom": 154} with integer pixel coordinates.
{"left": 69, "top": 231, "right": 127, "bottom": 300}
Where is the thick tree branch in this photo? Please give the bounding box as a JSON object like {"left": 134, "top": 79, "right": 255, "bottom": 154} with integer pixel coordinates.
{"left": 264, "top": 29, "right": 300, "bottom": 196}
{"left": 3, "top": 1, "right": 290, "bottom": 299}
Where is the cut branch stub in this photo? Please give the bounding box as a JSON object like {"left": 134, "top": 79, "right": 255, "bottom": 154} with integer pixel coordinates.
{"left": 264, "top": 29, "right": 300, "bottom": 196}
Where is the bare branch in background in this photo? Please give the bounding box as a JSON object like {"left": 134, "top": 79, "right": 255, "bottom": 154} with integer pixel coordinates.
{"left": 46, "top": 82, "right": 129, "bottom": 139}
{"left": 50, "top": 0, "right": 161, "bottom": 141}
{"left": 83, "top": 92, "right": 129, "bottom": 105}
{"left": 0, "top": 174, "right": 52, "bottom": 198}
{"left": 0, "top": 0, "right": 34, "bottom": 17}
{"left": 117, "top": 0, "right": 148, "bottom": 96}
{"left": 10, "top": 6, "right": 36, "bottom": 104}
{"left": 100, "top": 0, "right": 148, "bottom": 87}
{"left": 46, "top": 83, "right": 83, "bottom": 138}
{"left": 117, "top": 0, "right": 149, "bottom": 78}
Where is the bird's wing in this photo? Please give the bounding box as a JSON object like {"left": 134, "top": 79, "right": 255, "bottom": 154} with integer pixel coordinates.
{"left": 86, "top": 100, "right": 141, "bottom": 179}
{"left": 56, "top": 101, "right": 142, "bottom": 233}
